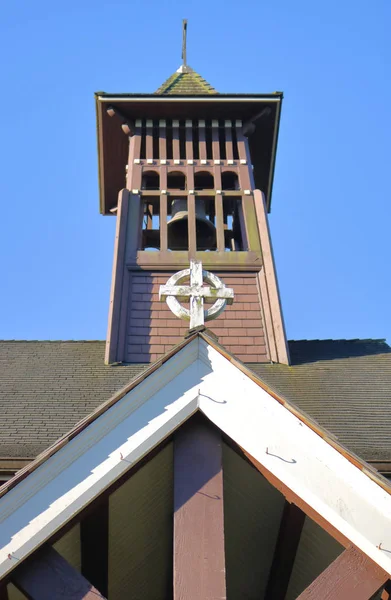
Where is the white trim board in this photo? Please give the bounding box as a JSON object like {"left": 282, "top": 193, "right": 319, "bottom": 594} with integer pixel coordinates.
{"left": 0, "top": 337, "right": 390, "bottom": 579}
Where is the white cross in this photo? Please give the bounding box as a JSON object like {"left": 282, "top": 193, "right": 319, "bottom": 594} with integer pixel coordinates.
{"left": 159, "top": 260, "right": 234, "bottom": 329}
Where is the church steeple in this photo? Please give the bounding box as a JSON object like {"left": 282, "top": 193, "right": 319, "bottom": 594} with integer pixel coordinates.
{"left": 95, "top": 30, "right": 289, "bottom": 365}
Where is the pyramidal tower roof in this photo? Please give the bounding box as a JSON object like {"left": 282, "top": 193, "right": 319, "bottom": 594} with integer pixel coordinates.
{"left": 155, "top": 65, "right": 218, "bottom": 95}
{"left": 155, "top": 19, "right": 217, "bottom": 95}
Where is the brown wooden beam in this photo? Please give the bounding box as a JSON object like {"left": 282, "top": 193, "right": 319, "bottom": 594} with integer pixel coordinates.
{"left": 296, "top": 546, "right": 388, "bottom": 600}
{"left": 80, "top": 498, "right": 109, "bottom": 597}
{"left": 265, "top": 500, "right": 305, "bottom": 599}
{"left": 12, "top": 545, "right": 106, "bottom": 600}
{"left": 174, "top": 415, "right": 226, "bottom": 599}
{"left": 0, "top": 584, "right": 8, "bottom": 600}
{"left": 381, "top": 580, "right": 391, "bottom": 600}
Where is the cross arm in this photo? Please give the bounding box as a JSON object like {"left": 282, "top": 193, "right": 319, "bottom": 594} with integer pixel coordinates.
{"left": 159, "top": 285, "right": 234, "bottom": 304}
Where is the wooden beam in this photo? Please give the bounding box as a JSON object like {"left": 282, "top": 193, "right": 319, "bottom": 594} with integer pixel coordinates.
{"left": 381, "top": 580, "right": 391, "bottom": 600}
{"left": 12, "top": 545, "right": 106, "bottom": 599}
{"left": 296, "top": 546, "right": 388, "bottom": 600}
{"left": 174, "top": 415, "right": 226, "bottom": 600}
{"left": 0, "top": 584, "right": 8, "bottom": 600}
{"left": 265, "top": 501, "right": 305, "bottom": 599}
{"left": 80, "top": 498, "right": 109, "bottom": 597}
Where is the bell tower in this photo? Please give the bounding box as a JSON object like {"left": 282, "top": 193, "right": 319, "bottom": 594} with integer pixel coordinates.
{"left": 95, "top": 25, "right": 289, "bottom": 365}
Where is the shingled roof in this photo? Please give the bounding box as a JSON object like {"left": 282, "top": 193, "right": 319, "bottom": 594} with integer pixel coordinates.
{"left": 0, "top": 339, "right": 390, "bottom": 462}
{"left": 155, "top": 66, "right": 217, "bottom": 95}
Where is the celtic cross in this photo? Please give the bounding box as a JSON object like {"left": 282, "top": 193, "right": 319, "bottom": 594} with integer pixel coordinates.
{"left": 159, "top": 260, "right": 234, "bottom": 329}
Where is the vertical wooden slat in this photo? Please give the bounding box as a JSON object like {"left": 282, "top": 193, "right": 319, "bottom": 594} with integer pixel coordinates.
{"left": 236, "top": 121, "right": 254, "bottom": 189}
{"left": 265, "top": 501, "right": 305, "bottom": 600}
{"left": 185, "top": 120, "right": 193, "bottom": 161}
{"left": 12, "top": 546, "right": 106, "bottom": 600}
{"left": 80, "top": 499, "right": 109, "bottom": 597}
{"left": 187, "top": 193, "right": 197, "bottom": 257}
{"left": 198, "top": 120, "right": 207, "bottom": 161}
{"left": 296, "top": 546, "right": 388, "bottom": 600}
{"left": 172, "top": 119, "right": 180, "bottom": 160}
{"left": 225, "top": 120, "right": 234, "bottom": 161}
{"left": 126, "top": 123, "right": 142, "bottom": 190}
{"left": 159, "top": 119, "right": 167, "bottom": 161}
{"left": 174, "top": 416, "right": 226, "bottom": 600}
{"left": 0, "top": 585, "right": 8, "bottom": 600}
{"left": 105, "top": 189, "right": 130, "bottom": 365}
{"left": 160, "top": 194, "right": 168, "bottom": 252}
{"left": 212, "top": 119, "right": 220, "bottom": 161}
{"left": 215, "top": 195, "right": 225, "bottom": 252}
{"left": 146, "top": 119, "right": 153, "bottom": 160}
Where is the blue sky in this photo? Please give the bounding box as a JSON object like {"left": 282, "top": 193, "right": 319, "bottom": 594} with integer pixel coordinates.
{"left": 0, "top": 0, "right": 390, "bottom": 343}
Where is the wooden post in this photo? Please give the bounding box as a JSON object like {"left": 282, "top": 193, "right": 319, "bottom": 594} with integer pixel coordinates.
{"left": 296, "top": 546, "right": 388, "bottom": 600}
{"left": 187, "top": 193, "right": 197, "bottom": 258}
{"left": 159, "top": 120, "right": 167, "bottom": 160}
{"left": 80, "top": 499, "right": 109, "bottom": 597}
{"left": 173, "top": 120, "right": 180, "bottom": 159}
{"left": 160, "top": 193, "right": 168, "bottom": 252}
{"left": 215, "top": 195, "right": 225, "bottom": 252}
{"left": 225, "top": 120, "right": 234, "bottom": 162}
{"left": 265, "top": 501, "right": 305, "bottom": 599}
{"left": 212, "top": 120, "right": 220, "bottom": 161}
{"left": 12, "top": 546, "right": 106, "bottom": 600}
{"left": 173, "top": 415, "right": 226, "bottom": 600}
{"left": 198, "top": 120, "right": 207, "bottom": 161}
{"left": 185, "top": 120, "right": 193, "bottom": 161}
{"left": 146, "top": 119, "right": 153, "bottom": 160}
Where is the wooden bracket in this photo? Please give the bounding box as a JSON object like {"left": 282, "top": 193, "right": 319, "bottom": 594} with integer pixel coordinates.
{"left": 107, "top": 105, "right": 135, "bottom": 137}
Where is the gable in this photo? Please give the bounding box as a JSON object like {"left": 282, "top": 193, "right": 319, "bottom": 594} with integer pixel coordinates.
{"left": 0, "top": 335, "right": 390, "bottom": 585}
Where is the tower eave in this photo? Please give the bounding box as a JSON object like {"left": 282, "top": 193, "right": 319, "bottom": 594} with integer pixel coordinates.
{"left": 95, "top": 92, "right": 283, "bottom": 215}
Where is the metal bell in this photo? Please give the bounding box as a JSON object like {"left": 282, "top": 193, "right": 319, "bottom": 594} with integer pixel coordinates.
{"left": 167, "top": 198, "right": 216, "bottom": 251}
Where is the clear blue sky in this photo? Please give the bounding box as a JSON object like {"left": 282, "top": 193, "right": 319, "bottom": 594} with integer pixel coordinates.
{"left": 0, "top": 0, "right": 390, "bottom": 343}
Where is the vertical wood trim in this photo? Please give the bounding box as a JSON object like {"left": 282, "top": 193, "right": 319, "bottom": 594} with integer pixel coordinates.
{"left": 187, "top": 194, "right": 197, "bottom": 258}
{"left": 236, "top": 125, "right": 255, "bottom": 187}
{"left": 185, "top": 120, "right": 193, "bottom": 161}
{"left": 126, "top": 126, "right": 142, "bottom": 190}
{"left": 215, "top": 195, "right": 225, "bottom": 252}
{"left": 80, "top": 499, "right": 109, "bottom": 597}
{"left": 265, "top": 501, "right": 305, "bottom": 600}
{"left": 160, "top": 194, "right": 168, "bottom": 252}
{"left": 257, "top": 268, "right": 277, "bottom": 362}
{"left": 198, "top": 121, "right": 207, "bottom": 161}
{"left": 0, "top": 585, "right": 8, "bottom": 600}
{"left": 225, "top": 121, "right": 234, "bottom": 161}
{"left": 253, "top": 189, "right": 290, "bottom": 364}
{"left": 12, "top": 546, "right": 106, "bottom": 600}
{"left": 296, "top": 546, "right": 388, "bottom": 600}
{"left": 212, "top": 121, "right": 220, "bottom": 161}
{"left": 159, "top": 120, "right": 167, "bottom": 160}
{"left": 174, "top": 416, "right": 226, "bottom": 600}
{"left": 117, "top": 269, "right": 131, "bottom": 362}
{"left": 172, "top": 120, "right": 180, "bottom": 160}
{"left": 105, "top": 189, "right": 129, "bottom": 365}
{"left": 241, "top": 195, "right": 261, "bottom": 251}
{"left": 146, "top": 120, "right": 153, "bottom": 159}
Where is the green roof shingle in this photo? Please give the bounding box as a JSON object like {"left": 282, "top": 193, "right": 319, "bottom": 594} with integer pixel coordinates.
{"left": 0, "top": 339, "right": 390, "bottom": 462}
{"left": 155, "top": 68, "right": 217, "bottom": 95}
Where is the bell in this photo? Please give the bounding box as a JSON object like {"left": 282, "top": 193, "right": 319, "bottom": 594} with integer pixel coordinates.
{"left": 167, "top": 198, "right": 216, "bottom": 251}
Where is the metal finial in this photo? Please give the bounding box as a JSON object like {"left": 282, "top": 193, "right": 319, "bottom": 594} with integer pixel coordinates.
{"left": 182, "top": 19, "right": 188, "bottom": 67}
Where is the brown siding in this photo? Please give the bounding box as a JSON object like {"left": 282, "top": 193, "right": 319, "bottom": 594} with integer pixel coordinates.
{"left": 126, "top": 271, "right": 269, "bottom": 363}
